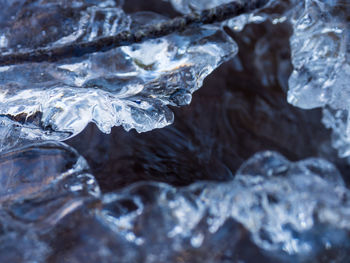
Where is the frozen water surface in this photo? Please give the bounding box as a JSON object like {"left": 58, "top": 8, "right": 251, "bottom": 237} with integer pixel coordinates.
{"left": 0, "top": 141, "right": 100, "bottom": 262}
{"left": 169, "top": 0, "right": 297, "bottom": 31}
{"left": 0, "top": 0, "right": 237, "bottom": 147}
{"left": 0, "top": 147, "right": 349, "bottom": 262}
{"left": 3, "top": 0, "right": 349, "bottom": 160}
{"left": 285, "top": 0, "right": 350, "bottom": 158}
{"left": 0, "top": 0, "right": 349, "bottom": 159}
{"left": 169, "top": 0, "right": 350, "bottom": 159}
{"left": 1, "top": 1, "right": 350, "bottom": 262}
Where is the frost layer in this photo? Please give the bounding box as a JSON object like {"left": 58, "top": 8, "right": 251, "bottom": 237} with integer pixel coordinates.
{"left": 0, "top": 0, "right": 237, "bottom": 144}
{"left": 2, "top": 147, "right": 350, "bottom": 262}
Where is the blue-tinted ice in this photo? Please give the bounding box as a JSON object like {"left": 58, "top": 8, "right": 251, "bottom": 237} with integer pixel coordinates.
{"left": 0, "top": 144, "right": 349, "bottom": 262}
{"left": 0, "top": 1, "right": 350, "bottom": 262}
{"left": 0, "top": 0, "right": 237, "bottom": 148}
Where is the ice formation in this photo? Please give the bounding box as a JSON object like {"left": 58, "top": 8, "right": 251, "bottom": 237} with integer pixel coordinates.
{"left": 0, "top": 141, "right": 100, "bottom": 262}
{"left": 0, "top": 0, "right": 348, "bottom": 161}
{"left": 0, "top": 144, "right": 349, "bottom": 262}
{"left": 234, "top": 0, "right": 350, "bottom": 160}
{"left": 170, "top": 0, "right": 350, "bottom": 159}
{"left": 287, "top": 0, "right": 350, "bottom": 159}
{"left": 0, "top": 0, "right": 237, "bottom": 147}
{"left": 0, "top": 1, "right": 350, "bottom": 261}
{"left": 169, "top": 0, "right": 297, "bottom": 31}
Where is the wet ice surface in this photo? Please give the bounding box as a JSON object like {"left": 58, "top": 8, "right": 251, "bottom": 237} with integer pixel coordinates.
{"left": 1, "top": 144, "right": 350, "bottom": 262}
{"left": 0, "top": 0, "right": 236, "bottom": 147}
{"left": 169, "top": 0, "right": 350, "bottom": 160}
{"left": 1, "top": 0, "right": 349, "bottom": 161}
{"left": 287, "top": 0, "right": 350, "bottom": 158}
{"left": 0, "top": 141, "right": 100, "bottom": 262}
{"left": 1, "top": 0, "right": 350, "bottom": 262}
{"left": 169, "top": 0, "right": 297, "bottom": 31}
{"left": 169, "top": 0, "right": 233, "bottom": 13}
{"left": 67, "top": 20, "right": 342, "bottom": 191}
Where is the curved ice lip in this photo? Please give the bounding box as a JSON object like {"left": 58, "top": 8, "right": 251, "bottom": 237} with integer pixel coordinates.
{"left": 0, "top": 1, "right": 237, "bottom": 147}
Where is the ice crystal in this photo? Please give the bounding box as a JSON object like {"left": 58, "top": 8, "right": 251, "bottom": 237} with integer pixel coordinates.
{"left": 287, "top": 0, "right": 350, "bottom": 159}
{"left": 1, "top": 0, "right": 350, "bottom": 160}
{"left": 169, "top": 0, "right": 296, "bottom": 31}
{"left": 92, "top": 152, "right": 350, "bottom": 262}
{"left": 0, "top": 141, "right": 100, "bottom": 262}
{"left": 0, "top": 0, "right": 237, "bottom": 147}
{"left": 0, "top": 146, "right": 349, "bottom": 262}
{"left": 2, "top": 1, "right": 350, "bottom": 262}
{"left": 168, "top": 0, "right": 350, "bottom": 161}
